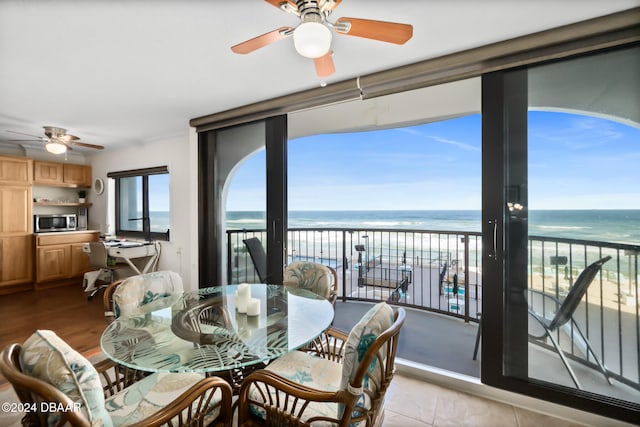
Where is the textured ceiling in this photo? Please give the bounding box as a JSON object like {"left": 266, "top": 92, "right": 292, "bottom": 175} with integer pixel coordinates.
{"left": 0, "top": 1, "right": 637, "bottom": 153}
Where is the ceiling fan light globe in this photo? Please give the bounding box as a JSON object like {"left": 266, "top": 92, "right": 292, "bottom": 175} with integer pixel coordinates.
{"left": 293, "top": 22, "right": 332, "bottom": 59}
{"left": 45, "top": 141, "right": 67, "bottom": 154}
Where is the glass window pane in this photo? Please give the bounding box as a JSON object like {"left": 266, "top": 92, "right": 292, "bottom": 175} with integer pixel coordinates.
{"left": 118, "top": 176, "right": 142, "bottom": 231}
{"left": 149, "top": 173, "right": 170, "bottom": 233}
{"left": 524, "top": 46, "right": 640, "bottom": 404}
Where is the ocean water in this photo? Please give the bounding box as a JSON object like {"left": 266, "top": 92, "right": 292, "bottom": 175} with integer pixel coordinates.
{"left": 150, "top": 210, "right": 170, "bottom": 232}
{"left": 226, "top": 210, "right": 640, "bottom": 245}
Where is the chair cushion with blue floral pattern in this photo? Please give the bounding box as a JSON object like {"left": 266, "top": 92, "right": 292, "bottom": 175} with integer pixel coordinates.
{"left": 251, "top": 350, "right": 346, "bottom": 425}
{"left": 113, "top": 270, "right": 183, "bottom": 317}
{"left": 283, "top": 261, "right": 333, "bottom": 300}
{"left": 105, "top": 371, "right": 222, "bottom": 426}
{"left": 19, "top": 330, "right": 113, "bottom": 427}
{"left": 340, "top": 302, "right": 394, "bottom": 404}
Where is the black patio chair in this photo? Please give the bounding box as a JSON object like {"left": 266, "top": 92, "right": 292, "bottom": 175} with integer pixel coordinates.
{"left": 242, "top": 237, "right": 267, "bottom": 283}
{"left": 528, "top": 255, "right": 613, "bottom": 389}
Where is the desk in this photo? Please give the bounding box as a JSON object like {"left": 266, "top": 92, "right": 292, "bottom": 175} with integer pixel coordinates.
{"left": 100, "top": 284, "right": 334, "bottom": 373}
{"left": 106, "top": 242, "right": 158, "bottom": 274}
{"left": 83, "top": 241, "right": 159, "bottom": 275}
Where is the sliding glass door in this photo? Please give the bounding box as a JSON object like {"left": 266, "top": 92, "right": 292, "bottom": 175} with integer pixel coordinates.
{"left": 482, "top": 45, "right": 640, "bottom": 422}
{"left": 198, "top": 116, "right": 287, "bottom": 286}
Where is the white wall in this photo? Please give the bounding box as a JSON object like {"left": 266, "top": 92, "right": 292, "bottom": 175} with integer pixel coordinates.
{"left": 87, "top": 130, "right": 199, "bottom": 291}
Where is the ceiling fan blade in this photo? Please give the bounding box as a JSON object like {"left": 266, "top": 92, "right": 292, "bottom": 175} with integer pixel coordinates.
{"left": 231, "top": 26, "right": 294, "bottom": 54}
{"left": 264, "top": 0, "right": 298, "bottom": 13}
{"left": 71, "top": 141, "right": 104, "bottom": 150}
{"left": 335, "top": 17, "right": 413, "bottom": 45}
{"left": 59, "top": 134, "right": 80, "bottom": 141}
{"left": 6, "top": 130, "right": 44, "bottom": 139}
{"left": 6, "top": 139, "right": 43, "bottom": 143}
{"left": 314, "top": 51, "right": 336, "bottom": 77}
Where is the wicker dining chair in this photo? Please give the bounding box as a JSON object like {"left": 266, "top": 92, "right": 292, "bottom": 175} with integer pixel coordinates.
{"left": 0, "top": 330, "right": 233, "bottom": 427}
{"left": 237, "top": 302, "right": 405, "bottom": 427}
{"left": 283, "top": 261, "right": 339, "bottom": 306}
{"left": 103, "top": 270, "right": 184, "bottom": 321}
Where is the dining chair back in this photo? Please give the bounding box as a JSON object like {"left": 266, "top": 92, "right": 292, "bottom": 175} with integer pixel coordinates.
{"left": 238, "top": 302, "right": 405, "bottom": 427}
{"left": 110, "top": 270, "right": 184, "bottom": 318}
{"left": 0, "top": 330, "right": 233, "bottom": 427}
{"left": 283, "top": 261, "right": 338, "bottom": 305}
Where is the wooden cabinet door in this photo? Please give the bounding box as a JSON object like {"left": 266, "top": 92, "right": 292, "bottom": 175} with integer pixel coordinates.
{"left": 0, "top": 156, "right": 32, "bottom": 184}
{"left": 37, "top": 245, "right": 70, "bottom": 282}
{"left": 33, "top": 161, "right": 64, "bottom": 185}
{"left": 63, "top": 164, "right": 92, "bottom": 187}
{"left": 0, "top": 235, "right": 33, "bottom": 285}
{"left": 0, "top": 186, "right": 32, "bottom": 234}
{"left": 70, "top": 243, "right": 91, "bottom": 277}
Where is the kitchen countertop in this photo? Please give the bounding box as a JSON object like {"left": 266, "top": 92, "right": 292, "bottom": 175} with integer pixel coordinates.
{"left": 34, "top": 230, "right": 100, "bottom": 236}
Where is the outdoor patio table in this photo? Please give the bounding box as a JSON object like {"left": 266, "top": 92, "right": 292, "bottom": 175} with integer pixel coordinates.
{"left": 100, "top": 284, "right": 334, "bottom": 374}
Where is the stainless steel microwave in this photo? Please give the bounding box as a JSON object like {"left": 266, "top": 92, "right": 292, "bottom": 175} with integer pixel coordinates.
{"left": 34, "top": 214, "right": 77, "bottom": 233}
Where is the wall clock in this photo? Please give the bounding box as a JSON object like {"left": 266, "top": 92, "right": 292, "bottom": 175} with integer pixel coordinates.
{"left": 94, "top": 178, "right": 104, "bottom": 195}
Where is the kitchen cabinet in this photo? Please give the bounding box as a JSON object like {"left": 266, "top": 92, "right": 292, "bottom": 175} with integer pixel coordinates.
{"left": 0, "top": 156, "right": 33, "bottom": 290}
{"left": 0, "top": 155, "right": 32, "bottom": 185}
{"left": 35, "top": 231, "right": 99, "bottom": 284}
{"left": 33, "top": 161, "right": 64, "bottom": 185}
{"left": 0, "top": 185, "right": 32, "bottom": 234}
{"left": 33, "top": 161, "right": 92, "bottom": 188}
{"left": 36, "top": 244, "right": 70, "bottom": 282}
{"left": 63, "top": 164, "right": 92, "bottom": 187}
{"left": 0, "top": 234, "right": 33, "bottom": 286}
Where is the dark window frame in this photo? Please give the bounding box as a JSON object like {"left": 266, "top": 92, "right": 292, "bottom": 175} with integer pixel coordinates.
{"left": 108, "top": 166, "right": 170, "bottom": 241}
{"left": 481, "top": 44, "right": 640, "bottom": 424}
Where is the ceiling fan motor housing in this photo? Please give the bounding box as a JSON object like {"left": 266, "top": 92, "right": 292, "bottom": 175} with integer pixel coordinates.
{"left": 43, "top": 126, "right": 67, "bottom": 139}
{"left": 296, "top": 0, "right": 324, "bottom": 23}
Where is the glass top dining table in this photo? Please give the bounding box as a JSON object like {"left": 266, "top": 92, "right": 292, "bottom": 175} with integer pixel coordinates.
{"left": 100, "top": 284, "right": 334, "bottom": 373}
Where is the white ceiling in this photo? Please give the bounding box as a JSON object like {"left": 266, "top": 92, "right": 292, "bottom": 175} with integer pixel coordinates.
{"left": 0, "top": 0, "right": 637, "bottom": 153}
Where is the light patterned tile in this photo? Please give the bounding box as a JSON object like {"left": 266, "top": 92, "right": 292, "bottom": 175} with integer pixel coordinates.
{"left": 383, "top": 409, "right": 433, "bottom": 427}
{"left": 514, "top": 407, "right": 587, "bottom": 427}
{"left": 386, "top": 374, "right": 439, "bottom": 424}
{"left": 433, "top": 390, "right": 518, "bottom": 427}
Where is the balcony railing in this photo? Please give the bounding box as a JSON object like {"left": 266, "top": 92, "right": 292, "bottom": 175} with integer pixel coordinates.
{"left": 226, "top": 227, "right": 640, "bottom": 391}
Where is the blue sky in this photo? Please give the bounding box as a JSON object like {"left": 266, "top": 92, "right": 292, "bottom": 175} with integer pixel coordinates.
{"left": 226, "top": 111, "right": 640, "bottom": 211}
{"left": 149, "top": 173, "right": 170, "bottom": 211}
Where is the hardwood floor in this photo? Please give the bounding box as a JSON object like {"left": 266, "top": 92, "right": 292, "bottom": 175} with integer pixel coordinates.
{"left": 0, "top": 282, "right": 106, "bottom": 384}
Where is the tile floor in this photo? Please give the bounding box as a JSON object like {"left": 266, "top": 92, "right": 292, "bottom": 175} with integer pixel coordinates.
{"left": 0, "top": 372, "right": 606, "bottom": 427}
{"left": 383, "top": 374, "right": 586, "bottom": 427}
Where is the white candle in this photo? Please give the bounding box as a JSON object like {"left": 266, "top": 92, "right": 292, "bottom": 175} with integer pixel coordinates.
{"left": 246, "top": 297, "right": 260, "bottom": 316}
{"left": 236, "top": 283, "right": 251, "bottom": 313}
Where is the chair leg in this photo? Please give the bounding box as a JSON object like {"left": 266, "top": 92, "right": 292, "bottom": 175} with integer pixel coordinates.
{"left": 544, "top": 329, "right": 582, "bottom": 389}
{"left": 529, "top": 310, "right": 581, "bottom": 388}
{"left": 571, "top": 320, "right": 612, "bottom": 385}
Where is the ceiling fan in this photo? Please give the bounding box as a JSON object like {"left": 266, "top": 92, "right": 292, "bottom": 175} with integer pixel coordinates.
{"left": 6, "top": 126, "right": 104, "bottom": 154}
{"left": 231, "top": 0, "right": 413, "bottom": 78}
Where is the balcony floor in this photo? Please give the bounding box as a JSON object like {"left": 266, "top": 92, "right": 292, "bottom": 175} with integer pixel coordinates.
{"left": 334, "top": 301, "right": 640, "bottom": 406}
